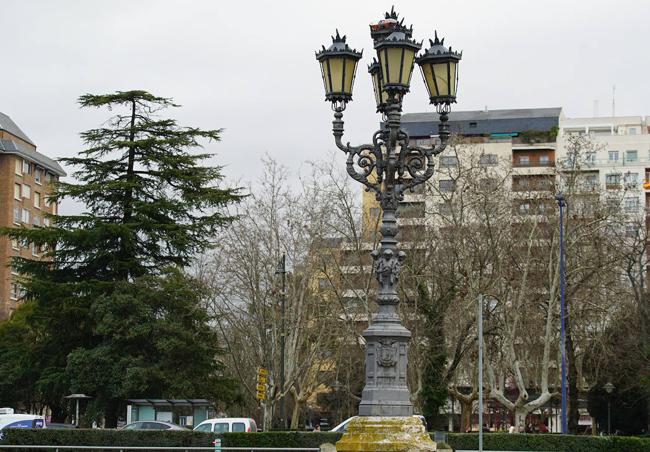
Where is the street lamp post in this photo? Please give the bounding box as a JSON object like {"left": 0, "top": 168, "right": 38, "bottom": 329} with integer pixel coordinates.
{"left": 555, "top": 193, "right": 568, "bottom": 434}
{"left": 604, "top": 382, "right": 615, "bottom": 435}
{"left": 316, "top": 8, "right": 461, "bottom": 451}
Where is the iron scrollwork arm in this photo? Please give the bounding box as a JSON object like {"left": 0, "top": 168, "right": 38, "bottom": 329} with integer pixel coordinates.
{"left": 333, "top": 111, "right": 385, "bottom": 200}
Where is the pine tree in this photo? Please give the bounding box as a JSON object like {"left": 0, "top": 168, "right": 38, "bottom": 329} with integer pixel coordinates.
{"left": 1, "top": 90, "right": 243, "bottom": 425}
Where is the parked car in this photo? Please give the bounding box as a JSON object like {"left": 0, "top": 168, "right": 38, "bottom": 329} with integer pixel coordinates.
{"left": 194, "top": 417, "right": 257, "bottom": 433}
{"left": 330, "top": 415, "right": 426, "bottom": 433}
{"left": 0, "top": 414, "right": 46, "bottom": 430}
{"left": 121, "top": 421, "right": 186, "bottom": 430}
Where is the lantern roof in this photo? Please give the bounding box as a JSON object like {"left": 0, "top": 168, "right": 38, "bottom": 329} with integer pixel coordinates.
{"left": 374, "top": 29, "right": 421, "bottom": 51}
{"left": 316, "top": 30, "right": 363, "bottom": 61}
{"left": 418, "top": 31, "right": 462, "bottom": 61}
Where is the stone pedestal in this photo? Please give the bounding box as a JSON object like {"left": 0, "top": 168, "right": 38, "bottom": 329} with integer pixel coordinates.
{"left": 335, "top": 416, "right": 437, "bottom": 452}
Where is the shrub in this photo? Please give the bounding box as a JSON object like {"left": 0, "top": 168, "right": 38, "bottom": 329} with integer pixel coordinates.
{"left": 447, "top": 432, "right": 650, "bottom": 452}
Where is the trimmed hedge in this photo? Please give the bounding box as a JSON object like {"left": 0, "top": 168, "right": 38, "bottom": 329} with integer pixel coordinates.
{"left": 2, "top": 429, "right": 650, "bottom": 451}
{"left": 447, "top": 432, "right": 650, "bottom": 452}
{"left": 0, "top": 429, "right": 343, "bottom": 448}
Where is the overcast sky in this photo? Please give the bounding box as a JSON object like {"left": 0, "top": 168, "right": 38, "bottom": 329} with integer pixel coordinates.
{"left": 2, "top": 0, "right": 649, "bottom": 211}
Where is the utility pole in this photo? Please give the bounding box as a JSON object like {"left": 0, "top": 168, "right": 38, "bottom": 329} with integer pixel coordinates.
{"left": 276, "top": 254, "right": 287, "bottom": 430}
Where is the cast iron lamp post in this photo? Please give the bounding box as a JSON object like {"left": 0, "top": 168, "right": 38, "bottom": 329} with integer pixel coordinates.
{"left": 316, "top": 9, "right": 461, "bottom": 417}
{"left": 604, "top": 382, "right": 614, "bottom": 435}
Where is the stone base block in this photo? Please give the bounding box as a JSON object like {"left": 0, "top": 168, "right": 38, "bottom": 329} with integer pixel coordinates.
{"left": 335, "top": 416, "right": 436, "bottom": 452}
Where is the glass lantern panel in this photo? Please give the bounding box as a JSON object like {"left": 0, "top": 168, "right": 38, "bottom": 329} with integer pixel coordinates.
{"left": 400, "top": 48, "right": 416, "bottom": 86}
{"left": 420, "top": 63, "right": 436, "bottom": 97}
{"left": 371, "top": 71, "right": 381, "bottom": 106}
{"left": 449, "top": 61, "right": 457, "bottom": 97}
{"left": 327, "top": 57, "right": 345, "bottom": 94}
{"left": 319, "top": 62, "right": 329, "bottom": 94}
{"left": 433, "top": 62, "right": 450, "bottom": 96}
{"left": 343, "top": 58, "right": 358, "bottom": 94}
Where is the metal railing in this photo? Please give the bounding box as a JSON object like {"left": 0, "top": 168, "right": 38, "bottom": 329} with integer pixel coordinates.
{"left": 0, "top": 447, "right": 320, "bottom": 451}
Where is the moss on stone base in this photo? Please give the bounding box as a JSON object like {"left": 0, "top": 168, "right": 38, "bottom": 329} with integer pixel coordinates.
{"left": 335, "top": 416, "right": 437, "bottom": 452}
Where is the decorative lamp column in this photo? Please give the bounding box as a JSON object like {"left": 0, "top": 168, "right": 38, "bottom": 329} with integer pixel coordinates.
{"left": 316, "top": 9, "right": 462, "bottom": 452}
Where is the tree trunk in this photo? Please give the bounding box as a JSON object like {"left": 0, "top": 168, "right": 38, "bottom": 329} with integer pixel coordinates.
{"left": 459, "top": 398, "right": 473, "bottom": 432}
{"left": 290, "top": 398, "right": 303, "bottom": 430}
{"left": 263, "top": 401, "right": 274, "bottom": 432}
{"left": 103, "top": 399, "right": 120, "bottom": 428}
{"left": 514, "top": 406, "right": 530, "bottom": 431}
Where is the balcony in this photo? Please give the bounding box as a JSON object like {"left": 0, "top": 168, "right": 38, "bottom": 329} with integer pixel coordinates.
{"left": 512, "top": 160, "right": 555, "bottom": 168}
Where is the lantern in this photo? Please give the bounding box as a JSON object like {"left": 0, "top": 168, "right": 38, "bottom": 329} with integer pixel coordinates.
{"left": 374, "top": 30, "right": 421, "bottom": 96}
{"left": 316, "top": 30, "right": 363, "bottom": 107}
{"left": 416, "top": 31, "right": 462, "bottom": 107}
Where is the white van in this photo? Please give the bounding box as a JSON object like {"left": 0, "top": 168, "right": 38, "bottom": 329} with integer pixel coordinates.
{"left": 194, "top": 417, "right": 257, "bottom": 433}
{"left": 0, "top": 411, "right": 46, "bottom": 430}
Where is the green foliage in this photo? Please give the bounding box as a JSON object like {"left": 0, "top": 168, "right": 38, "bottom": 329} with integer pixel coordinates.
{"left": 0, "top": 90, "right": 242, "bottom": 423}
{"left": 0, "top": 429, "right": 342, "bottom": 448}
{"left": 447, "top": 433, "right": 650, "bottom": 452}
{"left": 4, "top": 430, "right": 650, "bottom": 452}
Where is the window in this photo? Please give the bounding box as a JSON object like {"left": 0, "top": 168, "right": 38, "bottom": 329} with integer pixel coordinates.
{"left": 585, "top": 174, "right": 599, "bottom": 188}
{"left": 45, "top": 172, "right": 52, "bottom": 183}
{"left": 626, "top": 224, "right": 638, "bottom": 237}
{"left": 439, "top": 179, "right": 455, "bottom": 192}
{"left": 624, "top": 197, "right": 639, "bottom": 211}
{"left": 624, "top": 172, "right": 639, "bottom": 185}
{"left": 585, "top": 152, "right": 596, "bottom": 164}
{"left": 13, "top": 207, "right": 20, "bottom": 224}
{"left": 22, "top": 208, "right": 29, "bottom": 224}
{"left": 34, "top": 168, "right": 42, "bottom": 184}
{"left": 22, "top": 184, "right": 31, "bottom": 199}
{"left": 15, "top": 159, "right": 22, "bottom": 176}
{"left": 518, "top": 156, "right": 530, "bottom": 166}
{"left": 629, "top": 127, "right": 638, "bottom": 135}
{"left": 232, "top": 423, "right": 246, "bottom": 433}
{"left": 33, "top": 215, "right": 41, "bottom": 226}
{"left": 539, "top": 155, "right": 550, "bottom": 165}
{"left": 605, "top": 173, "right": 621, "bottom": 186}
{"left": 10, "top": 283, "right": 20, "bottom": 300}
{"left": 34, "top": 192, "right": 40, "bottom": 209}
{"left": 22, "top": 160, "right": 31, "bottom": 174}
{"left": 608, "top": 151, "right": 619, "bottom": 162}
{"left": 479, "top": 154, "right": 498, "bottom": 166}
{"left": 438, "top": 202, "right": 452, "bottom": 215}
{"left": 626, "top": 150, "right": 638, "bottom": 162}
{"left": 194, "top": 424, "right": 211, "bottom": 432}
{"left": 440, "top": 156, "right": 458, "bottom": 167}
{"left": 14, "top": 183, "right": 21, "bottom": 200}
{"left": 11, "top": 265, "right": 19, "bottom": 276}
{"left": 469, "top": 121, "right": 478, "bottom": 128}
{"left": 52, "top": 201, "right": 57, "bottom": 215}
{"left": 518, "top": 202, "right": 531, "bottom": 214}
{"left": 44, "top": 217, "right": 50, "bottom": 227}
{"left": 32, "top": 243, "right": 39, "bottom": 257}
{"left": 397, "top": 202, "right": 425, "bottom": 218}
{"left": 11, "top": 238, "right": 19, "bottom": 250}
{"left": 213, "top": 423, "right": 229, "bottom": 433}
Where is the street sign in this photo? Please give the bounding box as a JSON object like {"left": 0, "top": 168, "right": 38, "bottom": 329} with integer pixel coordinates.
{"left": 257, "top": 375, "right": 267, "bottom": 384}
{"left": 258, "top": 367, "right": 268, "bottom": 376}
{"left": 256, "top": 384, "right": 266, "bottom": 392}
{"left": 256, "top": 391, "right": 266, "bottom": 400}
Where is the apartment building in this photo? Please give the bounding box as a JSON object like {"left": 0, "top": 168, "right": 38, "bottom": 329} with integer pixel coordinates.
{"left": 0, "top": 112, "right": 66, "bottom": 319}
{"left": 559, "top": 115, "right": 650, "bottom": 219}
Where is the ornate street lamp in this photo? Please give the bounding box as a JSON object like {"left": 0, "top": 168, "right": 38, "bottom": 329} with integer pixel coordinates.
{"left": 416, "top": 31, "right": 462, "bottom": 113}
{"left": 316, "top": 9, "right": 462, "bottom": 452}
{"left": 316, "top": 30, "right": 363, "bottom": 111}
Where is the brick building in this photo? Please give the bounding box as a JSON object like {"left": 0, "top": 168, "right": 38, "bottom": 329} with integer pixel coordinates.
{"left": 0, "top": 112, "right": 65, "bottom": 319}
